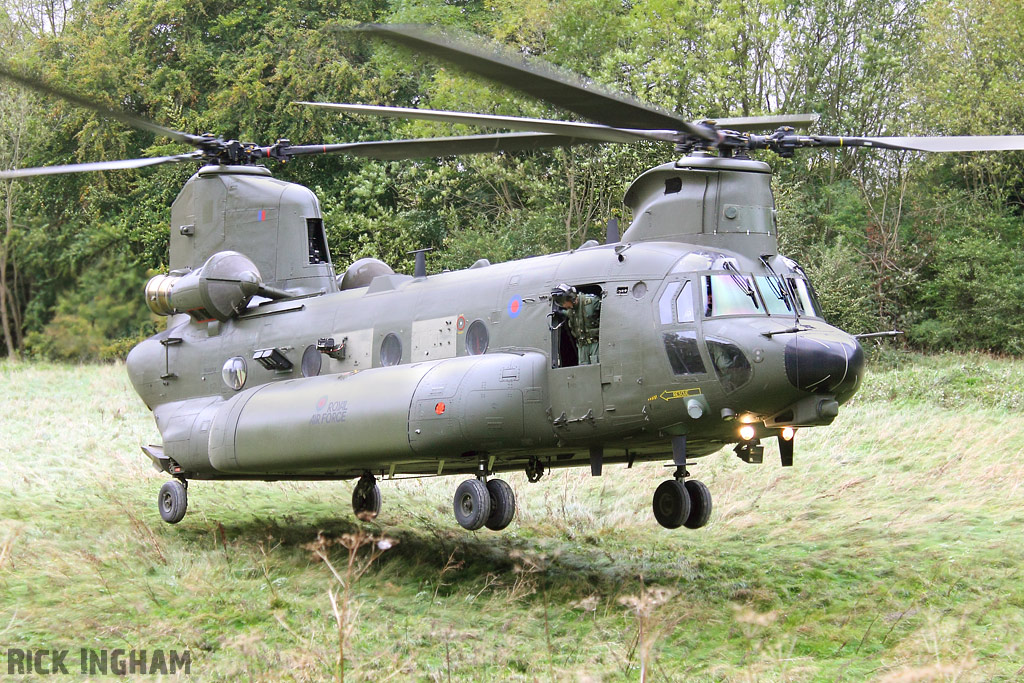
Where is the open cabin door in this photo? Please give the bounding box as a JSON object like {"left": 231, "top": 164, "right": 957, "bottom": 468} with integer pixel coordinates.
{"left": 547, "top": 283, "right": 605, "bottom": 440}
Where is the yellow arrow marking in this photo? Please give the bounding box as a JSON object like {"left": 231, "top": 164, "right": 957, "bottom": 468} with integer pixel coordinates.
{"left": 659, "top": 388, "right": 702, "bottom": 401}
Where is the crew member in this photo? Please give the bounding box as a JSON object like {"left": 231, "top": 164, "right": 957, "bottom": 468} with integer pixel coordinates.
{"left": 552, "top": 283, "right": 601, "bottom": 364}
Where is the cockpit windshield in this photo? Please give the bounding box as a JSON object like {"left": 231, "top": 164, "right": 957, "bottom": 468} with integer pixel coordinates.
{"left": 754, "top": 275, "right": 793, "bottom": 316}
{"left": 702, "top": 274, "right": 763, "bottom": 317}
{"left": 786, "top": 277, "right": 822, "bottom": 318}
{"left": 701, "top": 271, "right": 823, "bottom": 319}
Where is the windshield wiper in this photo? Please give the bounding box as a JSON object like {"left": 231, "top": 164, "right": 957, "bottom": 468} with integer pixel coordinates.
{"left": 760, "top": 255, "right": 798, "bottom": 323}
{"left": 762, "top": 324, "right": 812, "bottom": 338}
{"left": 723, "top": 262, "right": 759, "bottom": 308}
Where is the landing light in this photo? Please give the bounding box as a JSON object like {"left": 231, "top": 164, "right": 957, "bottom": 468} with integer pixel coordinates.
{"left": 739, "top": 425, "right": 756, "bottom": 441}
{"left": 781, "top": 427, "right": 796, "bottom": 441}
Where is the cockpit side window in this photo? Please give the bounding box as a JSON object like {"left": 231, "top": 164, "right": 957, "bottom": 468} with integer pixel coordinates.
{"left": 658, "top": 282, "right": 681, "bottom": 324}
{"left": 676, "top": 280, "right": 694, "bottom": 322}
{"left": 657, "top": 280, "right": 695, "bottom": 324}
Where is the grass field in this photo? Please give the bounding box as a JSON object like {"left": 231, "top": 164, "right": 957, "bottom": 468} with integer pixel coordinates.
{"left": 2, "top": 351, "right": 1023, "bottom": 681}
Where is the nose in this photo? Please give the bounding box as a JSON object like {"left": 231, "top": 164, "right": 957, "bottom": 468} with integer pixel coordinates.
{"left": 784, "top": 334, "right": 864, "bottom": 402}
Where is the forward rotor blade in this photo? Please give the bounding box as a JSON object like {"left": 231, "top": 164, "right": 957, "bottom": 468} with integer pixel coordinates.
{"left": 285, "top": 132, "right": 598, "bottom": 161}
{"left": 295, "top": 102, "right": 680, "bottom": 144}
{"left": 347, "top": 24, "right": 714, "bottom": 140}
{"left": 0, "top": 153, "right": 202, "bottom": 179}
{"left": 0, "top": 63, "right": 207, "bottom": 147}
{"left": 703, "top": 113, "right": 820, "bottom": 132}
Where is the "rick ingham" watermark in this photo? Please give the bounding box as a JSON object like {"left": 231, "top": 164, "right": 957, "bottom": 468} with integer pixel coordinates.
{"left": 6, "top": 648, "right": 191, "bottom": 675}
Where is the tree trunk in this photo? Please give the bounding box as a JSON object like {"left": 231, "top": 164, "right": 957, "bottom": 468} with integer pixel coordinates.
{"left": 1, "top": 179, "right": 17, "bottom": 359}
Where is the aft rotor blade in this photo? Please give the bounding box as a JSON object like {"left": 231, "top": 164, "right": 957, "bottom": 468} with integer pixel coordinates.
{"left": 853, "top": 135, "right": 1024, "bottom": 152}
{"left": 295, "top": 102, "right": 679, "bottom": 144}
{"left": 704, "top": 113, "right": 820, "bottom": 132}
{"left": 285, "top": 132, "right": 598, "bottom": 160}
{"left": 348, "top": 24, "right": 714, "bottom": 140}
{"left": 0, "top": 63, "right": 207, "bottom": 147}
{"left": 0, "top": 153, "right": 202, "bottom": 179}
{"left": 754, "top": 133, "right": 1024, "bottom": 154}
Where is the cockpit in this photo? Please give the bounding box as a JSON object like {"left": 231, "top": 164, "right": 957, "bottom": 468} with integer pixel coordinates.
{"left": 700, "top": 271, "right": 822, "bottom": 319}
{"left": 659, "top": 252, "right": 823, "bottom": 323}
{"left": 657, "top": 252, "right": 827, "bottom": 394}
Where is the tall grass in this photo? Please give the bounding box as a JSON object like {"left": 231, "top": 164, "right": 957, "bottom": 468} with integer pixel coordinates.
{"left": 1, "top": 354, "right": 1023, "bottom": 680}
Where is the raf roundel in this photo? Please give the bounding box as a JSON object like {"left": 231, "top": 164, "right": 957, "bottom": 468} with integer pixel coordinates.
{"left": 507, "top": 295, "right": 522, "bottom": 319}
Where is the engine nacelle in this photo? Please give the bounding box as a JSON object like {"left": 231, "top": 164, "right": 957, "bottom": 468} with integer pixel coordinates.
{"left": 146, "top": 250, "right": 262, "bottom": 322}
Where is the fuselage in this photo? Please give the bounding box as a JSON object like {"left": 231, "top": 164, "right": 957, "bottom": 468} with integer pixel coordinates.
{"left": 126, "top": 236, "right": 864, "bottom": 481}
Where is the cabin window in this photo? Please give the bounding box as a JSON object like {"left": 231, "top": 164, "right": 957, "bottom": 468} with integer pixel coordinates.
{"left": 380, "top": 333, "right": 402, "bottom": 366}
{"left": 222, "top": 356, "right": 247, "bottom": 390}
{"left": 466, "top": 320, "right": 489, "bottom": 355}
{"left": 306, "top": 218, "right": 329, "bottom": 265}
{"left": 301, "top": 345, "right": 321, "bottom": 377}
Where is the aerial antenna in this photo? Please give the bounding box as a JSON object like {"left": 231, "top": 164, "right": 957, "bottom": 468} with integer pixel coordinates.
{"left": 606, "top": 217, "right": 619, "bottom": 244}
{"left": 407, "top": 247, "right": 434, "bottom": 278}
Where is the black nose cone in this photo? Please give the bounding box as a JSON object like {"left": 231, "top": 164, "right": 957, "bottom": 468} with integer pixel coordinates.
{"left": 785, "top": 335, "right": 864, "bottom": 401}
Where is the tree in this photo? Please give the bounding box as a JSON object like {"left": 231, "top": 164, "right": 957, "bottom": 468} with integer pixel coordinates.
{"left": 0, "top": 1, "right": 42, "bottom": 357}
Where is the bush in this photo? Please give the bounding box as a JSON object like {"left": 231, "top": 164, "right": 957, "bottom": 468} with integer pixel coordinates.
{"left": 22, "top": 253, "right": 155, "bottom": 362}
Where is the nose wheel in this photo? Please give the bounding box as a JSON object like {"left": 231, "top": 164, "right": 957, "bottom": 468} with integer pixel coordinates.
{"left": 453, "top": 476, "right": 516, "bottom": 531}
{"left": 652, "top": 477, "right": 712, "bottom": 530}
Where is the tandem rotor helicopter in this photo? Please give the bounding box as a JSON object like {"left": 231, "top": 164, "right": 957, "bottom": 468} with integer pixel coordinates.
{"left": 3, "top": 25, "right": 1023, "bottom": 532}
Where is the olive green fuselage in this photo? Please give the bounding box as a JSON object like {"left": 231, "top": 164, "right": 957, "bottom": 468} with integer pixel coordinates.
{"left": 126, "top": 157, "right": 862, "bottom": 481}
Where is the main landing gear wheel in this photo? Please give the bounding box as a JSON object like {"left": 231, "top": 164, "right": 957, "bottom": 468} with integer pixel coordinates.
{"left": 484, "top": 478, "right": 516, "bottom": 531}
{"left": 158, "top": 479, "right": 188, "bottom": 524}
{"left": 453, "top": 478, "right": 491, "bottom": 531}
{"left": 653, "top": 480, "right": 690, "bottom": 529}
{"left": 352, "top": 476, "right": 381, "bottom": 521}
{"left": 683, "top": 479, "right": 712, "bottom": 529}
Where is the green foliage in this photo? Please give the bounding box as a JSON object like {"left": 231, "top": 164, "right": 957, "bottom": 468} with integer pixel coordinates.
{"left": 1, "top": 0, "right": 1023, "bottom": 356}
{"left": 911, "top": 0, "right": 1024, "bottom": 204}
{"left": 22, "top": 250, "right": 155, "bottom": 361}
{"left": 907, "top": 195, "right": 1024, "bottom": 353}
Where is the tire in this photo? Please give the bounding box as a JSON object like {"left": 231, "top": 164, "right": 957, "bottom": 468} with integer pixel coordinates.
{"left": 683, "top": 479, "right": 713, "bottom": 529}
{"left": 352, "top": 482, "right": 382, "bottom": 521}
{"left": 652, "top": 480, "right": 690, "bottom": 529}
{"left": 453, "top": 479, "right": 491, "bottom": 531}
{"left": 484, "top": 479, "right": 516, "bottom": 531}
{"left": 158, "top": 479, "right": 188, "bottom": 524}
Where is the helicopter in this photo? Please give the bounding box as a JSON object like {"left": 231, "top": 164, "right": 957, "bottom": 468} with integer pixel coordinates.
{"left": 3, "top": 25, "right": 1023, "bottom": 533}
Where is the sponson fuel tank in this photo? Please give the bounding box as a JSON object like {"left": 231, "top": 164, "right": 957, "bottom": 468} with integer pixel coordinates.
{"left": 156, "top": 352, "right": 551, "bottom": 476}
